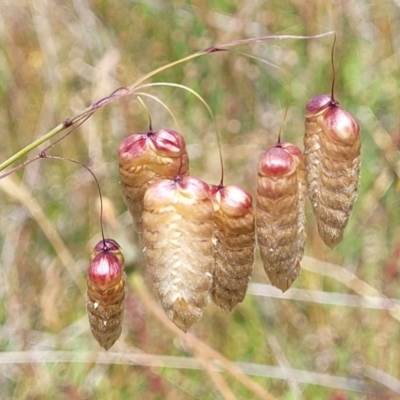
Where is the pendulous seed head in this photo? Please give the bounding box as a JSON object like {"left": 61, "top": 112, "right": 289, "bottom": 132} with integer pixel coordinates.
{"left": 87, "top": 238, "right": 126, "bottom": 350}
{"left": 209, "top": 183, "right": 255, "bottom": 311}
{"left": 304, "top": 93, "right": 361, "bottom": 248}
{"left": 141, "top": 175, "right": 215, "bottom": 332}
{"left": 256, "top": 141, "right": 306, "bottom": 292}
{"left": 118, "top": 128, "right": 189, "bottom": 235}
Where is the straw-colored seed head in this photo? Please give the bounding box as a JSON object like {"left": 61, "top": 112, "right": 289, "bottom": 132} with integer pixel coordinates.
{"left": 142, "top": 176, "right": 214, "bottom": 332}
{"left": 210, "top": 184, "right": 255, "bottom": 312}
{"left": 86, "top": 238, "right": 126, "bottom": 350}
{"left": 304, "top": 95, "right": 361, "bottom": 248}
{"left": 118, "top": 128, "right": 189, "bottom": 234}
{"left": 256, "top": 143, "right": 306, "bottom": 292}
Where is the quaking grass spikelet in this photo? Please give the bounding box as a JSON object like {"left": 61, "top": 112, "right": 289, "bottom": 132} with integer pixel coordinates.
{"left": 209, "top": 184, "right": 255, "bottom": 311}
{"left": 256, "top": 142, "right": 306, "bottom": 292}
{"left": 118, "top": 128, "right": 189, "bottom": 234}
{"left": 86, "top": 238, "right": 126, "bottom": 350}
{"left": 142, "top": 176, "right": 214, "bottom": 332}
{"left": 304, "top": 95, "right": 361, "bottom": 248}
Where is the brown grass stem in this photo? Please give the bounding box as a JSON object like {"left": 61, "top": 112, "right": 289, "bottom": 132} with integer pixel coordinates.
{"left": 302, "top": 256, "right": 400, "bottom": 322}
{"left": 130, "top": 273, "right": 276, "bottom": 400}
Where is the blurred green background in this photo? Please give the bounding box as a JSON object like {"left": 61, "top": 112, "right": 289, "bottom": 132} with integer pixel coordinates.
{"left": 0, "top": 0, "right": 400, "bottom": 399}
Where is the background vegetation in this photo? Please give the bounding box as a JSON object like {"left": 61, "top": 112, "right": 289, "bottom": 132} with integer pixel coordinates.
{"left": 0, "top": 0, "right": 399, "bottom": 399}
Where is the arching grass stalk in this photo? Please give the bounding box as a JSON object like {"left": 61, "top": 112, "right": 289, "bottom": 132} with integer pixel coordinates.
{"left": 138, "top": 81, "right": 223, "bottom": 180}
{"left": 0, "top": 32, "right": 334, "bottom": 174}
{"left": 0, "top": 112, "right": 94, "bottom": 180}
{"left": 0, "top": 149, "right": 108, "bottom": 294}
{"left": 39, "top": 154, "right": 107, "bottom": 244}
{"left": 135, "top": 92, "right": 182, "bottom": 131}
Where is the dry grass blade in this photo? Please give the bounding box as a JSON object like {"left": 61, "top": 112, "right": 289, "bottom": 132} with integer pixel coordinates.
{"left": 0, "top": 176, "right": 86, "bottom": 294}
{"left": 196, "top": 356, "right": 238, "bottom": 400}
{"left": 266, "top": 335, "right": 304, "bottom": 398}
{"left": 233, "top": 362, "right": 375, "bottom": 394}
{"left": 370, "top": 117, "right": 400, "bottom": 178}
{"left": 0, "top": 351, "right": 384, "bottom": 395}
{"left": 363, "top": 366, "right": 400, "bottom": 395}
{"left": 302, "top": 256, "right": 400, "bottom": 322}
{"left": 248, "top": 283, "right": 400, "bottom": 310}
{"left": 358, "top": 167, "right": 394, "bottom": 223}
{"left": 130, "top": 274, "right": 276, "bottom": 400}
{"left": 0, "top": 350, "right": 206, "bottom": 367}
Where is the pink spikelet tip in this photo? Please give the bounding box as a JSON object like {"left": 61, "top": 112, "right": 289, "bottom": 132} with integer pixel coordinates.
{"left": 88, "top": 239, "right": 124, "bottom": 289}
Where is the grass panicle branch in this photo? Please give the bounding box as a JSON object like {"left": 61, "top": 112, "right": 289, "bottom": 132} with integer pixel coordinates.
{"left": 0, "top": 32, "right": 334, "bottom": 175}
